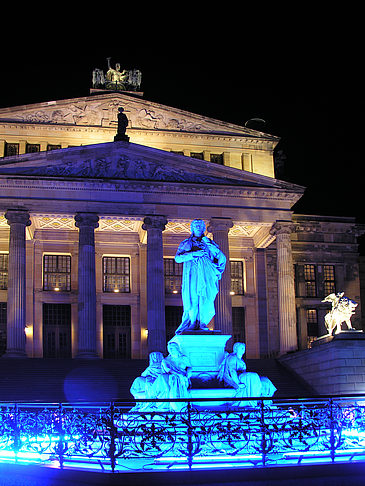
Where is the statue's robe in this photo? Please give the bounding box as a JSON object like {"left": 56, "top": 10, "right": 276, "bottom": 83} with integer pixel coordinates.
{"left": 175, "top": 236, "right": 226, "bottom": 333}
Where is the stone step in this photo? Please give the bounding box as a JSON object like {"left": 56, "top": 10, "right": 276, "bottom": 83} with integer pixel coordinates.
{"left": 0, "top": 357, "right": 314, "bottom": 404}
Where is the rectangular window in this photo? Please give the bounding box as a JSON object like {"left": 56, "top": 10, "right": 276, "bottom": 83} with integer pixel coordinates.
{"left": 304, "top": 264, "right": 317, "bottom": 297}
{"left": 164, "top": 258, "right": 183, "bottom": 294}
{"left": 210, "top": 153, "right": 224, "bottom": 164}
{"left": 232, "top": 307, "right": 245, "bottom": 343}
{"left": 230, "top": 261, "right": 244, "bottom": 295}
{"left": 26, "top": 144, "right": 40, "bottom": 153}
{"left": 0, "top": 253, "right": 8, "bottom": 290}
{"left": 103, "top": 256, "right": 130, "bottom": 293}
{"left": 47, "top": 144, "right": 62, "bottom": 151}
{"left": 0, "top": 302, "right": 6, "bottom": 356}
{"left": 323, "top": 265, "right": 336, "bottom": 295}
{"left": 43, "top": 255, "right": 71, "bottom": 291}
{"left": 190, "top": 152, "right": 204, "bottom": 160}
{"left": 4, "top": 143, "right": 19, "bottom": 157}
{"left": 103, "top": 305, "right": 131, "bottom": 358}
{"left": 306, "top": 308, "right": 318, "bottom": 347}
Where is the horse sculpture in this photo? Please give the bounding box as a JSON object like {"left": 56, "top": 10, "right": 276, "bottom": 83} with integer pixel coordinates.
{"left": 322, "top": 292, "right": 358, "bottom": 335}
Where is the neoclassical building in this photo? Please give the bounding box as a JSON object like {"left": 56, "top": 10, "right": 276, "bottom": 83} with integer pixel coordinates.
{"left": 0, "top": 88, "right": 363, "bottom": 360}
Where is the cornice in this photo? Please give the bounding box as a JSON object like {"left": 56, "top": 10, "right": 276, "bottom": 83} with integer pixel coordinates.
{"left": 0, "top": 176, "right": 302, "bottom": 203}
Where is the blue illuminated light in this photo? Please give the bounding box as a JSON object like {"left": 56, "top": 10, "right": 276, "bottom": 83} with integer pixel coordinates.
{"left": 1, "top": 397, "right": 365, "bottom": 473}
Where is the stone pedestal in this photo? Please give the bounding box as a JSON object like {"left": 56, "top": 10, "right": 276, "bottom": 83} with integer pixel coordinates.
{"left": 279, "top": 330, "right": 365, "bottom": 395}
{"left": 169, "top": 332, "right": 231, "bottom": 379}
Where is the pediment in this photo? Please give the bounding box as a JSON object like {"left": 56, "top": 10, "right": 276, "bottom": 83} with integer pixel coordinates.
{"left": 0, "top": 141, "right": 303, "bottom": 192}
{"left": 0, "top": 92, "right": 278, "bottom": 141}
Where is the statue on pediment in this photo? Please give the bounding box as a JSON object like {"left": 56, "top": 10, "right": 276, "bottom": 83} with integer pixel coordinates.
{"left": 175, "top": 219, "right": 226, "bottom": 334}
{"left": 92, "top": 58, "right": 142, "bottom": 92}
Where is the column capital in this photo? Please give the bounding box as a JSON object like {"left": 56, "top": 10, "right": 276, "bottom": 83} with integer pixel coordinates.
{"left": 270, "top": 220, "right": 296, "bottom": 236}
{"left": 74, "top": 212, "right": 99, "bottom": 229}
{"left": 142, "top": 215, "right": 168, "bottom": 232}
{"left": 207, "top": 217, "right": 233, "bottom": 233}
{"left": 5, "top": 209, "right": 31, "bottom": 226}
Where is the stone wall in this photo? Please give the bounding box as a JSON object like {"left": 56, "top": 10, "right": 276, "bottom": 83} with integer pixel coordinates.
{"left": 279, "top": 332, "right": 365, "bottom": 395}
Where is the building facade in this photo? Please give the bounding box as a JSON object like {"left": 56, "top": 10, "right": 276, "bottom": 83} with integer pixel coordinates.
{"left": 0, "top": 91, "right": 363, "bottom": 360}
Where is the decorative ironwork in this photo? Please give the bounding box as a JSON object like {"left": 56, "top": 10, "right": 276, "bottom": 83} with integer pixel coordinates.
{"left": 1, "top": 396, "right": 365, "bottom": 472}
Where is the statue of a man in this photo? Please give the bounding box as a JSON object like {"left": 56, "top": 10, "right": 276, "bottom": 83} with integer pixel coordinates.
{"left": 175, "top": 219, "right": 226, "bottom": 334}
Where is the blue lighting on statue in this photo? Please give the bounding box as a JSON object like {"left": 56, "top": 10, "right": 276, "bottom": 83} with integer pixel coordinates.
{"left": 175, "top": 219, "right": 226, "bottom": 334}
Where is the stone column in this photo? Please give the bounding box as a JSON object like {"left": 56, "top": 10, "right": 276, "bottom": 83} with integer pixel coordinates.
{"left": 75, "top": 212, "right": 99, "bottom": 358}
{"left": 4, "top": 209, "right": 31, "bottom": 358}
{"left": 208, "top": 218, "right": 233, "bottom": 336}
{"left": 142, "top": 215, "right": 168, "bottom": 354}
{"left": 270, "top": 221, "right": 297, "bottom": 354}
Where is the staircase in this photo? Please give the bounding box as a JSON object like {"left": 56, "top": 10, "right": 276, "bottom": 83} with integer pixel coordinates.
{"left": 0, "top": 358, "right": 314, "bottom": 404}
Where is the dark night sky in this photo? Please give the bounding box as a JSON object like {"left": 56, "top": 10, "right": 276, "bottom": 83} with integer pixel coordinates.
{"left": 0, "top": 48, "right": 363, "bottom": 241}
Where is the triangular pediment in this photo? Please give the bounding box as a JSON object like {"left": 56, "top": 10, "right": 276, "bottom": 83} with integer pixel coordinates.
{"left": 0, "top": 92, "right": 278, "bottom": 141}
{"left": 0, "top": 141, "right": 303, "bottom": 192}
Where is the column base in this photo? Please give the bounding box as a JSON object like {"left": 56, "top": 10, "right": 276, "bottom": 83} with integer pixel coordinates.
{"left": 2, "top": 350, "right": 28, "bottom": 358}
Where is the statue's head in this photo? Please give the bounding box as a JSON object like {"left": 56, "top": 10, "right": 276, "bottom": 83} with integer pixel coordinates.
{"left": 233, "top": 342, "right": 246, "bottom": 358}
{"left": 190, "top": 219, "right": 206, "bottom": 237}
{"left": 167, "top": 341, "right": 181, "bottom": 357}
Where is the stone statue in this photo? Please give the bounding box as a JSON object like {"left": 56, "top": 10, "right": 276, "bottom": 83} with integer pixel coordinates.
{"left": 152, "top": 342, "right": 192, "bottom": 411}
{"left": 130, "top": 351, "right": 164, "bottom": 410}
{"left": 175, "top": 219, "right": 226, "bottom": 334}
{"left": 218, "top": 342, "right": 276, "bottom": 407}
{"left": 322, "top": 292, "right": 358, "bottom": 335}
{"left": 114, "top": 107, "right": 129, "bottom": 142}
{"left": 92, "top": 58, "right": 142, "bottom": 92}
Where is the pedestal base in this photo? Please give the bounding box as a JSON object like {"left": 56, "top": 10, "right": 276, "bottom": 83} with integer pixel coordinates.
{"left": 169, "top": 333, "right": 231, "bottom": 379}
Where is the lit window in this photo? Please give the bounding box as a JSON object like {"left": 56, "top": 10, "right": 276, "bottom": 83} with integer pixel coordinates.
{"left": 103, "top": 256, "right": 130, "bottom": 293}
{"left": 0, "top": 254, "right": 8, "bottom": 290}
{"left": 43, "top": 255, "right": 71, "bottom": 291}
{"left": 230, "top": 261, "right": 244, "bottom": 295}
{"left": 190, "top": 152, "right": 204, "bottom": 160}
{"left": 4, "top": 143, "right": 19, "bottom": 157}
{"left": 210, "top": 153, "right": 224, "bottom": 164}
{"left": 164, "top": 258, "right": 183, "bottom": 294}
{"left": 306, "top": 308, "right": 318, "bottom": 347}
{"left": 304, "top": 264, "right": 316, "bottom": 297}
{"left": 26, "top": 144, "right": 40, "bottom": 153}
{"left": 323, "top": 265, "right": 336, "bottom": 295}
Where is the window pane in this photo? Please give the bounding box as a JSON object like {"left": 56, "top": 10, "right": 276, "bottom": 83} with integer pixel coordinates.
{"left": 324, "top": 265, "right": 336, "bottom": 295}
{"left": 43, "top": 255, "right": 71, "bottom": 291}
{"left": 0, "top": 254, "right": 8, "bottom": 290}
{"left": 103, "top": 257, "right": 130, "bottom": 292}
{"left": 304, "top": 264, "right": 316, "bottom": 297}
{"left": 230, "top": 261, "right": 244, "bottom": 295}
{"left": 164, "top": 258, "right": 182, "bottom": 294}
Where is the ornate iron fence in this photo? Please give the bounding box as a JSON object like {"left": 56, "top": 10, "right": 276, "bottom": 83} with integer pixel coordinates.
{"left": 1, "top": 396, "right": 365, "bottom": 472}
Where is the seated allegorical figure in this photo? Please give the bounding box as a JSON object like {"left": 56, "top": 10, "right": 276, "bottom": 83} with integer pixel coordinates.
{"left": 218, "top": 342, "right": 276, "bottom": 407}
{"left": 152, "top": 341, "right": 193, "bottom": 412}
{"left": 130, "top": 351, "right": 164, "bottom": 410}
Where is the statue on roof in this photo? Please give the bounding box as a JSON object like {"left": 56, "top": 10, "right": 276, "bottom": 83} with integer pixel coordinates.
{"left": 92, "top": 58, "right": 142, "bottom": 92}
